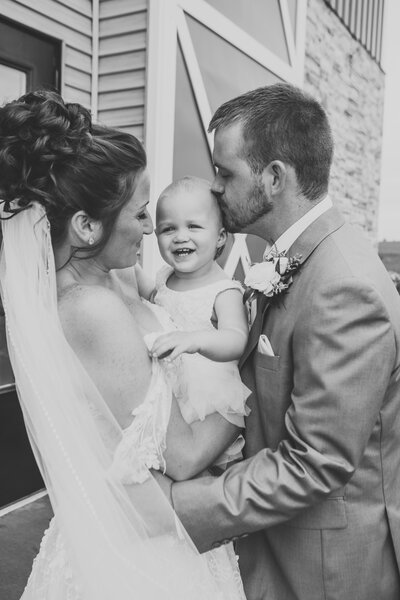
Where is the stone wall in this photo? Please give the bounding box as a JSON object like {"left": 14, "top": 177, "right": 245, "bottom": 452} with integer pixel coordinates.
{"left": 304, "top": 0, "right": 385, "bottom": 242}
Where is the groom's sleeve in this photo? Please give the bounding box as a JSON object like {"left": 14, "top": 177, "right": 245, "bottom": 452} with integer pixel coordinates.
{"left": 171, "top": 276, "right": 396, "bottom": 553}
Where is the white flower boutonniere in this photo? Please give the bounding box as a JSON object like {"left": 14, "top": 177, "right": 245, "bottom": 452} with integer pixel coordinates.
{"left": 243, "top": 252, "right": 302, "bottom": 305}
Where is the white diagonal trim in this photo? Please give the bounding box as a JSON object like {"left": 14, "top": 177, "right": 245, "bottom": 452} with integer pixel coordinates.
{"left": 179, "top": 0, "right": 297, "bottom": 83}
{"left": 279, "top": 0, "right": 297, "bottom": 69}
{"left": 176, "top": 7, "right": 214, "bottom": 153}
{"left": 0, "top": 383, "right": 15, "bottom": 393}
{"left": 223, "top": 234, "right": 251, "bottom": 278}
{"left": 0, "top": 489, "right": 48, "bottom": 518}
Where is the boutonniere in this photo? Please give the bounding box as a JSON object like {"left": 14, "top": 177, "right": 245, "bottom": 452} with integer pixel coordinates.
{"left": 243, "top": 252, "right": 302, "bottom": 304}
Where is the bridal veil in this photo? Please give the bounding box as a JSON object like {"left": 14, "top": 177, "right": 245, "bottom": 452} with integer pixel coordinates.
{"left": 0, "top": 202, "right": 224, "bottom": 599}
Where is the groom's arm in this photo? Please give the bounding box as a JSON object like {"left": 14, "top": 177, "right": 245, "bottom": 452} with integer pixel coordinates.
{"left": 171, "top": 276, "right": 396, "bottom": 552}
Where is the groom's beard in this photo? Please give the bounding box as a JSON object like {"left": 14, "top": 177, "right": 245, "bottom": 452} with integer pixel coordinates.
{"left": 220, "top": 179, "right": 273, "bottom": 234}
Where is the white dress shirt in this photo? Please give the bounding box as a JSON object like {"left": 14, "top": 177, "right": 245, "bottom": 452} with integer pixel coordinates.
{"left": 264, "top": 195, "right": 333, "bottom": 259}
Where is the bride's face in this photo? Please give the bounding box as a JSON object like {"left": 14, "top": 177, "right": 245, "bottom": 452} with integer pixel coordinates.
{"left": 98, "top": 168, "right": 153, "bottom": 270}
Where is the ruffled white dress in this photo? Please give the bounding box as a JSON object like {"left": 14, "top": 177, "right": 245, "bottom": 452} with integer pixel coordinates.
{"left": 153, "top": 266, "right": 250, "bottom": 467}
{"left": 20, "top": 300, "right": 246, "bottom": 600}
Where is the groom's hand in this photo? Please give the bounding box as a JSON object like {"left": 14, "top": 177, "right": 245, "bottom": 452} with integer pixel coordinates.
{"left": 151, "top": 467, "right": 215, "bottom": 508}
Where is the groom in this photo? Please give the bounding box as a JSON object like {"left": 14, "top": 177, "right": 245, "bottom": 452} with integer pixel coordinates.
{"left": 171, "top": 84, "right": 400, "bottom": 599}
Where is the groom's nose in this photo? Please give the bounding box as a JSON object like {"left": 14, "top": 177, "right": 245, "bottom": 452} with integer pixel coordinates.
{"left": 211, "top": 177, "right": 224, "bottom": 195}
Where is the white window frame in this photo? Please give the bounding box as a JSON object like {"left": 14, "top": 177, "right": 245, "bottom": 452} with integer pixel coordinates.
{"left": 144, "top": 0, "right": 307, "bottom": 275}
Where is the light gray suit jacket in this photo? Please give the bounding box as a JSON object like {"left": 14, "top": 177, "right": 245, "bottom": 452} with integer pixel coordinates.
{"left": 172, "top": 208, "right": 400, "bottom": 600}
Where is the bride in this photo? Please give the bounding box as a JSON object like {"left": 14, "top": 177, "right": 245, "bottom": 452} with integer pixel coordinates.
{"left": 0, "top": 91, "right": 246, "bottom": 599}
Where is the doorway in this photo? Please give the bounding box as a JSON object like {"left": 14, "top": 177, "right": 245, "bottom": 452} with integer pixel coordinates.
{"left": 0, "top": 16, "right": 61, "bottom": 507}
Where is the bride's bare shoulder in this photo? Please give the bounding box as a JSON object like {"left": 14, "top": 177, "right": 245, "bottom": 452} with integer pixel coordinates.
{"left": 59, "top": 283, "right": 126, "bottom": 315}
{"left": 57, "top": 283, "right": 151, "bottom": 424}
{"left": 58, "top": 283, "right": 142, "bottom": 344}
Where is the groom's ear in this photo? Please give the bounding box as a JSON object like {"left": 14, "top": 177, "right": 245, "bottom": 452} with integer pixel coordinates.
{"left": 262, "top": 160, "right": 287, "bottom": 196}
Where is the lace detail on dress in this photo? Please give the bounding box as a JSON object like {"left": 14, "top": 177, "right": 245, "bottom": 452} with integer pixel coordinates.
{"left": 110, "top": 359, "right": 172, "bottom": 484}
{"left": 205, "top": 545, "right": 247, "bottom": 600}
{"left": 21, "top": 518, "right": 83, "bottom": 600}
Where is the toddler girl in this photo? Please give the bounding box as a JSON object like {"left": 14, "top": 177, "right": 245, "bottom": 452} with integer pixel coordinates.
{"left": 136, "top": 176, "right": 250, "bottom": 468}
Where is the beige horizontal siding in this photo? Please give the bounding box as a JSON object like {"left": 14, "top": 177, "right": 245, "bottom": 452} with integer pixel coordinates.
{"left": 64, "top": 65, "right": 92, "bottom": 92}
{"left": 98, "top": 88, "right": 144, "bottom": 111}
{"left": 11, "top": 0, "right": 92, "bottom": 36}
{"left": 100, "top": 31, "right": 147, "bottom": 55}
{"left": 63, "top": 86, "right": 91, "bottom": 107}
{"left": 100, "top": 12, "right": 147, "bottom": 37}
{"left": 98, "top": 70, "right": 146, "bottom": 93}
{"left": 65, "top": 46, "right": 92, "bottom": 75}
{"left": 100, "top": 0, "right": 147, "bottom": 19}
{"left": 98, "top": 0, "right": 148, "bottom": 137}
{"left": 56, "top": 0, "right": 91, "bottom": 17}
{"left": 98, "top": 106, "right": 144, "bottom": 127}
{"left": 119, "top": 124, "right": 144, "bottom": 140}
{"left": 99, "top": 50, "right": 146, "bottom": 74}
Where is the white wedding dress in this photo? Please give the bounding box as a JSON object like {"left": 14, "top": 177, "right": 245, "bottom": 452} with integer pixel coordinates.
{"left": 20, "top": 301, "right": 246, "bottom": 600}
{"left": 1, "top": 202, "right": 246, "bottom": 600}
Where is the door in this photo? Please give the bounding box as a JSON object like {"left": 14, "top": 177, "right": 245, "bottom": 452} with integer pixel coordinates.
{"left": 0, "top": 16, "right": 61, "bottom": 104}
{"left": 0, "top": 16, "right": 61, "bottom": 507}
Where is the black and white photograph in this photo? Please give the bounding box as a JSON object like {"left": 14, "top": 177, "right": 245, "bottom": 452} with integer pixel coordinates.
{"left": 1, "top": 1, "right": 400, "bottom": 599}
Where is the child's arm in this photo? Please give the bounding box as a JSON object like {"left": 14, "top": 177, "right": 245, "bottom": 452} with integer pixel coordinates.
{"left": 134, "top": 264, "right": 156, "bottom": 301}
{"left": 149, "top": 288, "right": 248, "bottom": 362}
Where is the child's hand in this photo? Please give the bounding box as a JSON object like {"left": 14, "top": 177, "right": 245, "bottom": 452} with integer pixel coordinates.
{"left": 149, "top": 331, "right": 201, "bottom": 361}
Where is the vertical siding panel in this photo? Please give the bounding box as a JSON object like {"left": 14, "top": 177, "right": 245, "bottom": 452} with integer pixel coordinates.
{"left": 98, "top": 0, "right": 149, "bottom": 141}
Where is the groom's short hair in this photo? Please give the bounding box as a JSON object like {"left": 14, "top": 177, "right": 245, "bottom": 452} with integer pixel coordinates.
{"left": 208, "top": 83, "right": 334, "bottom": 203}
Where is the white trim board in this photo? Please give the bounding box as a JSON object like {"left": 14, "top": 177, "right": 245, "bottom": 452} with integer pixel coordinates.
{"left": 0, "top": 489, "right": 48, "bottom": 518}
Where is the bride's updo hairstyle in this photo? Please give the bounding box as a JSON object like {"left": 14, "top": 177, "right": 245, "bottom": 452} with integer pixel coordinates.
{"left": 0, "top": 89, "right": 146, "bottom": 253}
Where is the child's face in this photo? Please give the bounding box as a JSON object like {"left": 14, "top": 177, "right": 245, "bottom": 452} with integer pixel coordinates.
{"left": 155, "top": 187, "right": 226, "bottom": 277}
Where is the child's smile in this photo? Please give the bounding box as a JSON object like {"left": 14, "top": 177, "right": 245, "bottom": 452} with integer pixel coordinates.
{"left": 155, "top": 181, "right": 226, "bottom": 279}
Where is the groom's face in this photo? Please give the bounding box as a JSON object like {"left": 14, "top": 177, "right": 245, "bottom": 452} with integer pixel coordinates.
{"left": 211, "top": 121, "right": 272, "bottom": 234}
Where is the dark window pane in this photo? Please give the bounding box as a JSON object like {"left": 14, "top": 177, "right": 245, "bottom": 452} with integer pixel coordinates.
{"left": 0, "top": 315, "right": 14, "bottom": 388}
{"left": 187, "top": 14, "right": 281, "bottom": 113}
{"left": 234, "top": 258, "right": 246, "bottom": 283}
{"left": 0, "top": 17, "right": 60, "bottom": 92}
{"left": 173, "top": 42, "right": 214, "bottom": 181}
{"left": 205, "top": 0, "right": 289, "bottom": 62}
{"left": 246, "top": 233, "right": 267, "bottom": 265}
{"left": 0, "top": 390, "right": 44, "bottom": 507}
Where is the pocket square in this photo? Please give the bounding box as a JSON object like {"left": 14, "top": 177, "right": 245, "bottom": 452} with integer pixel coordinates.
{"left": 257, "top": 334, "right": 275, "bottom": 356}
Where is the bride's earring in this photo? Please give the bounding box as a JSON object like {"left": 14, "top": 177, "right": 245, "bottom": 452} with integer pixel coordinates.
{"left": 88, "top": 236, "right": 95, "bottom": 245}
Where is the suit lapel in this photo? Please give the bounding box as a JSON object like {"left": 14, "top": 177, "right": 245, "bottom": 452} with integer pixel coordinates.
{"left": 288, "top": 206, "right": 345, "bottom": 266}
{"left": 239, "top": 207, "right": 345, "bottom": 371}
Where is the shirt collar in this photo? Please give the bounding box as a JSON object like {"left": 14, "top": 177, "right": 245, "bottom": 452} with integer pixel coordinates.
{"left": 264, "top": 195, "right": 333, "bottom": 259}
